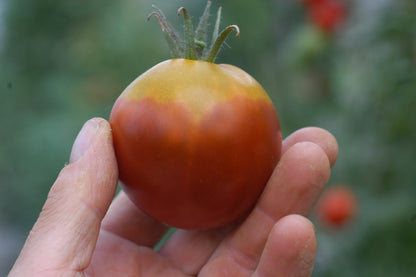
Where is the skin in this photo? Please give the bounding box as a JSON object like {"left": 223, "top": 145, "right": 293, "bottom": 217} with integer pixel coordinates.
{"left": 9, "top": 118, "right": 338, "bottom": 277}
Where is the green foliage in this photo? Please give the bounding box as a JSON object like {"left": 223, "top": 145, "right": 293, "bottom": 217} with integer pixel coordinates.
{"left": 1, "top": 0, "right": 416, "bottom": 275}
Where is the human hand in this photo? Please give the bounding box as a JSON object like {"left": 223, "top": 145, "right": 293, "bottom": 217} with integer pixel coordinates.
{"left": 9, "top": 118, "right": 338, "bottom": 277}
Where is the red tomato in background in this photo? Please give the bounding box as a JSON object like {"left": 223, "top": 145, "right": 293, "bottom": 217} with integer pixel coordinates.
{"left": 301, "top": 0, "right": 326, "bottom": 7}
{"left": 307, "top": 0, "right": 347, "bottom": 33}
{"left": 110, "top": 59, "right": 281, "bottom": 230}
{"left": 316, "top": 185, "right": 358, "bottom": 228}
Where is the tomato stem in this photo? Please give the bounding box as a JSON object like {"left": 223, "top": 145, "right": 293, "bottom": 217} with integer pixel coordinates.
{"left": 211, "top": 6, "right": 222, "bottom": 49}
{"left": 147, "top": 1, "right": 239, "bottom": 63}
{"left": 178, "top": 7, "right": 198, "bottom": 60}
{"left": 195, "top": 1, "right": 212, "bottom": 59}
{"left": 147, "top": 6, "right": 183, "bottom": 58}
{"left": 204, "top": 25, "right": 240, "bottom": 63}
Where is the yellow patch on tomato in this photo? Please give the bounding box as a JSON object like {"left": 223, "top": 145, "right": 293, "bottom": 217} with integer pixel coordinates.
{"left": 122, "top": 59, "right": 271, "bottom": 121}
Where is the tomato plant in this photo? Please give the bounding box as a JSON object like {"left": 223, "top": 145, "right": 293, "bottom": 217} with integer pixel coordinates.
{"left": 316, "top": 185, "right": 358, "bottom": 228}
{"left": 109, "top": 2, "right": 282, "bottom": 230}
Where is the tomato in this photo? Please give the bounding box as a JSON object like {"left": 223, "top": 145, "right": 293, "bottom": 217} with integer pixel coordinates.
{"left": 109, "top": 3, "right": 282, "bottom": 230}
{"left": 307, "top": 0, "right": 347, "bottom": 33}
{"left": 110, "top": 3, "right": 282, "bottom": 230}
{"left": 301, "top": 0, "right": 326, "bottom": 7}
{"left": 110, "top": 58, "right": 281, "bottom": 230}
{"left": 316, "top": 185, "right": 358, "bottom": 228}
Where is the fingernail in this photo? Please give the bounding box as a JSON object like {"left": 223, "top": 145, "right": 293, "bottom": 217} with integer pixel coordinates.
{"left": 70, "top": 119, "right": 100, "bottom": 163}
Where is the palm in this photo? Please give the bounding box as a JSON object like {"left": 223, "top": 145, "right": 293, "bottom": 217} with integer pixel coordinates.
{"left": 88, "top": 194, "right": 313, "bottom": 277}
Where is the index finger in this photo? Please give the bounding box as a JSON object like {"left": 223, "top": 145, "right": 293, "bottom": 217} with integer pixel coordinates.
{"left": 282, "top": 127, "right": 338, "bottom": 166}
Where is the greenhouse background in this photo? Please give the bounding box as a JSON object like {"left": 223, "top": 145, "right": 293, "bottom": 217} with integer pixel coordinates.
{"left": 1, "top": 0, "right": 416, "bottom": 275}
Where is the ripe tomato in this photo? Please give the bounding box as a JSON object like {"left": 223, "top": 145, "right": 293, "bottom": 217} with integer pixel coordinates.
{"left": 110, "top": 59, "right": 281, "bottom": 230}
{"left": 316, "top": 185, "right": 358, "bottom": 228}
{"left": 301, "top": 0, "right": 326, "bottom": 7}
{"left": 307, "top": 0, "right": 347, "bottom": 33}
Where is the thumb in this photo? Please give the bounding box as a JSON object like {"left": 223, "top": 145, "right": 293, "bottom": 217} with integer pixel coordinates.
{"left": 10, "top": 118, "right": 118, "bottom": 276}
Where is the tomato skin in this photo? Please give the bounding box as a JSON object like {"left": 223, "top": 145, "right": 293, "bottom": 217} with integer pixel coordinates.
{"left": 110, "top": 59, "right": 281, "bottom": 230}
{"left": 316, "top": 186, "right": 357, "bottom": 228}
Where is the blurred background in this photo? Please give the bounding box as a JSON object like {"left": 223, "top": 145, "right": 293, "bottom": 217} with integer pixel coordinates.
{"left": 1, "top": 0, "right": 415, "bottom": 275}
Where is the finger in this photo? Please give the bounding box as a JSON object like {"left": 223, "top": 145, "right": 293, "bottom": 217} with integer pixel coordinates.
{"left": 199, "top": 141, "right": 330, "bottom": 276}
{"left": 159, "top": 129, "right": 335, "bottom": 275}
{"left": 282, "top": 127, "right": 338, "bottom": 166}
{"left": 101, "top": 190, "right": 169, "bottom": 247}
{"left": 252, "top": 215, "right": 317, "bottom": 277}
{"left": 9, "top": 118, "right": 118, "bottom": 275}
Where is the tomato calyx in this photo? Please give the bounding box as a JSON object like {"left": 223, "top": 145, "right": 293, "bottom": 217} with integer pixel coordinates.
{"left": 147, "top": 1, "right": 240, "bottom": 63}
